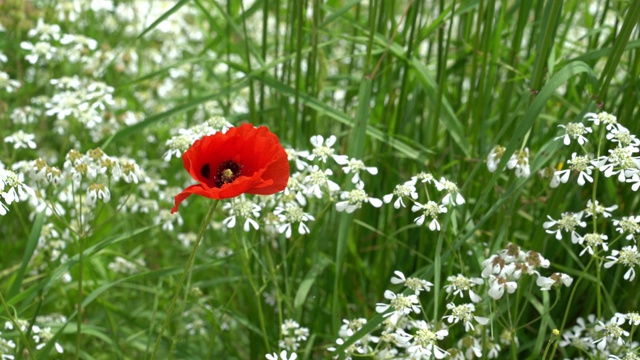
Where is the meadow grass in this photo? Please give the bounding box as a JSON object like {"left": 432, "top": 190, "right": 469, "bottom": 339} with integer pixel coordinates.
{"left": 2, "top": 0, "right": 640, "bottom": 359}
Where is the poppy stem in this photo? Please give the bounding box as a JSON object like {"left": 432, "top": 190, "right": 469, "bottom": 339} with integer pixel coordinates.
{"left": 150, "top": 201, "right": 219, "bottom": 360}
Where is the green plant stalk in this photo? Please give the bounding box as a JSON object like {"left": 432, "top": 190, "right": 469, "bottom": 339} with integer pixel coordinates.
{"left": 597, "top": 0, "right": 640, "bottom": 105}
{"left": 292, "top": 0, "right": 304, "bottom": 140}
{"left": 239, "top": 0, "right": 257, "bottom": 124}
{"left": 75, "top": 179, "right": 84, "bottom": 360}
{"left": 263, "top": 236, "right": 284, "bottom": 326}
{"left": 530, "top": 0, "right": 563, "bottom": 92}
{"left": 150, "top": 201, "right": 219, "bottom": 360}
{"left": 168, "top": 257, "right": 196, "bottom": 357}
{"left": 239, "top": 230, "right": 271, "bottom": 354}
{"left": 591, "top": 120, "right": 608, "bottom": 320}
{"left": 548, "top": 256, "right": 597, "bottom": 359}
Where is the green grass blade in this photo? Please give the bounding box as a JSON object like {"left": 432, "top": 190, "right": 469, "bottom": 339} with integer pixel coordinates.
{"left": 332, "top": 78, "right": 373, "bottom": 332}
{"left": 597, "top": 0, "right": 640, "bottom": 104}
{"left": 294, "top": 255, "right": 331, "bottom": 309}
{"left": 101, "top": 83, "right": 247, "bottom": 149}
{"left": 135, "top": 0, "right": 192, "bottom": 41}
{"left": 7, "top": 211, "right": 44, "bottom": 299}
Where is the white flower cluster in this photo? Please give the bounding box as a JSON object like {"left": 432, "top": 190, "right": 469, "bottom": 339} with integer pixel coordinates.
{"left": 480, "top": 243, "right": 571, "bottom": 298}
{"left": 382, "top": 173, "right": 464, "bottom": 231}
{"left": 278, "top": 319, "right": 309, "bottom": 352}
{"left": 0, "top": 168, "right": 36, "bottom": 216}
{"left": 162, "top": 115, "right": 234, "bottom": 161}
{"left": 4, "top": 318, "right": 64, "bottom": 355}
{"left": 329, "top": 271, "right": 484, "bottom": 359}
{"left": 329, "top": 245, "right": 566, "bottom": 359}
{"left": 265, "top": 350, "right": 297, "bottom": 360}
{"left": 107, "top": 256, "right": 146, "bottom": 275}
{"left": 544, "top": 112, "right": 640, "bottom": 188}
{"left": 544, "top": 198, "right": 640, "bottom": 281}
{"left": 28, "top": 223, "right": 72, "bottom": 283}
{"left": 9, "top": 17, "right": 157, "bottom": 143}
{"left": 6, "top": 147, "right": 153, "bottom": 246}
{"left": 0, "top": 70, "right": 21, "bottom": 93}
{"left": 487, "top": 145, "right": 531, "bottom": 178}
{"left": 560, "top": 313, "right": 640, "bottom": 357}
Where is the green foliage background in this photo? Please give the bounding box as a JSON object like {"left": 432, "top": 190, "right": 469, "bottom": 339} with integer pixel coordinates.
{"left": 1, "top": 0, "right": 640, "bottom": 359}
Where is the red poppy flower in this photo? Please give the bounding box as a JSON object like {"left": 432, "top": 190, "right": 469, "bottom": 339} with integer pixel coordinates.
{"left": 171, "top": 123, "right": 290, "bottom": 213}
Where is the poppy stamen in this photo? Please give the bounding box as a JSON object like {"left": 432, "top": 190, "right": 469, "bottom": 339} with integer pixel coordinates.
{"left": 215, "top": 160, "right": 241, "bottom": 187}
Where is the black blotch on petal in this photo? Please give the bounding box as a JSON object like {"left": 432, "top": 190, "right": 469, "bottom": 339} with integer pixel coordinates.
{"left": 201, "top": 164, "right": 210, "bottom": 179}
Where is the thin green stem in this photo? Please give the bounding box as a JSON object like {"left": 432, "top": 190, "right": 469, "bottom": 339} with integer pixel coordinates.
{"left": 548, "top": 256, "right": 597, "bottom": 359}
{"left": 238, "top": 230, "right": 271, "bottom": 353}
{"left": 75, "top": 233, "right": 83, "bottom": 360}
{"left": 150, "top": 201, "right": 219, "bottom": 360}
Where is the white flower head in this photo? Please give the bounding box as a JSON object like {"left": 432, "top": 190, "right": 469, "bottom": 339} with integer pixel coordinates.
{"left": 487, "top": 145, "right": 506, "bottom": 172}
{"left": 543, "top": 212, "right": 586, "bottom": 242}
{"left": 285, "top": 148, "right": 310, "bottom": 171}
{"left": 507, "top": 148, "right": 530, "bottom": 178}
{"left": 303, "top": 165, "right": 340, "bottom": 198}
{"left": 613, "top": 216, "right": 640, "bottom": 241}
{"left": 265, "top": 350, "right": 297, "bottom": 360}
{"left": 335, "top": 181, "right": 382, "bottom": 213}
{"left": 445, "top": 274, "right": 484, "bottom": 303}
{"left": 274, "top": 203, "right": 315, "bottom": 238}
{"left": 593, "top": 315, "right": 629, "bottom": 351}
{"left": 556, "top": 122, "right": 592, "bottom": 146}
{"left": 412, "top": 172, "right": 436, "bottom": 184}
{"left": 21, "top": 41, "right": 57, "bottom": 64}
{"left": 85, "top": 183, "right": 110, "bottom": 206}
{"left": 604, "top": 245, "right": 640, "bottom": 281}
{"left": 585, "top": 111, "right": 619, "bottom": 131}
{"left": 375, "top": 290, "right": 421, "bottom": 325}
{"left": 0, "top": 169, "right": 36, "bottom": 208}
{"left": 487, "top": 275, "right": 517, "bottom": 300}
{"left": 307, "top": 135, "right": 345, "bottom": 164}
{"left": 27, "top": 19, "right": 61, "bottom": 41}
{"left": 406, "top": 321, "right": 449, "bottom": 359}
{"left": 222, "top": 196, "right": 262, "bottom": 232}
{"left": 383, "top": 178, "right": 418, "bottom": 209}
{"left": 390, "top": 270, "right": 433, "bottom": 295}
{"left": 435, "top": 177, "right": 465, "bottom": 206}
{"left": 554, "top": 152, "right": 596, "bottom": 186}
{"left": 594, "top": 146, "right": 640, "bottom": 183}
{"left": 607, "top": 126, "right": 640, "bottom": 148}
{"left": 536, "top": 273, "right": 573, "bottom": 290}
{"left": 0, "top": 71, "right": 21, "bottom": 93}
{"left": 334, "top": 157, "right": 378, "bottom": 183}
{"left": 584, "top": 199, "right": 617, "bottom": 218}
{"left": 411, "top": 201, "right": 447, "bottom": 231}
{"left": 576, "top": 232, "right": 609, "bottom": 256}
{"left": 4, "top": 131, "right": 37, "bottom": 149}
{"left": 163, "top": 134, "right": 193, "bottom": 161}
{"left": 443, "top": 303, "right": 489, "bottom": 332}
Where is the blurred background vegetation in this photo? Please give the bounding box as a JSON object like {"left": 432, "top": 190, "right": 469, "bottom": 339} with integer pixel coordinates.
{"left": 1, "top": 0, "right": 640, "bottom": 358}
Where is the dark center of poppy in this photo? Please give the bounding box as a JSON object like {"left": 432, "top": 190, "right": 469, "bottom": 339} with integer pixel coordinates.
{"left": 203, "top": 160, "right": 241, "bottom": 188}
